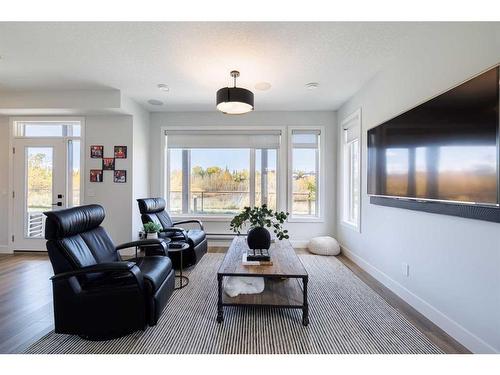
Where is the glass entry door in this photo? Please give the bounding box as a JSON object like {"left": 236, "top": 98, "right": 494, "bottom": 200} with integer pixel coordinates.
{"left": 13, "top": 138, "right": 67, "bottom": 251}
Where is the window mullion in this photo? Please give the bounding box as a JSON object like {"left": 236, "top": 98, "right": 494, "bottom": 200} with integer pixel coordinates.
{"left": 250, "top": 149, "right": 256, "bottom": 207}
{"left": 261, "top": 149, "right": 268, "bottom": 206}
{"left": 182, "top": 149, "right": 190, "bottom": 214}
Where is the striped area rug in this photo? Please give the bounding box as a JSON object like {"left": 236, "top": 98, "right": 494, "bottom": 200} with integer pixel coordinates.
{"left": 26, "top": 254, "right": 443, "bottom": 354}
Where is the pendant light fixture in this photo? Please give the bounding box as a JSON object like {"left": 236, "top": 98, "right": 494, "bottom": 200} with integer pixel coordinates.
{"left": 216, "top": 70, "right": 254, "bottom": 115}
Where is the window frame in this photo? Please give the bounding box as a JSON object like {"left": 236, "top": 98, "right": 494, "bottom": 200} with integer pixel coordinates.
{"left": 287, "top": 126, "right": 325, "bottom": 223}
{"left": 161, "top": 126, "right": 285, "bottom": 221}
{"left": 340, "top": 109, "right": 362, "bottom": 232}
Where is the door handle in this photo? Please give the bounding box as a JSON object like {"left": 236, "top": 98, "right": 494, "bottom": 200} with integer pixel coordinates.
{"left": 51, "top": 202, "right": 63, "bottom": 207}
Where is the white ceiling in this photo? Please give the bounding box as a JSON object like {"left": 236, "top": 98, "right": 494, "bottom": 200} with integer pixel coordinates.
{"left": 0, "top": 22, "right": 488, "bottom": 112}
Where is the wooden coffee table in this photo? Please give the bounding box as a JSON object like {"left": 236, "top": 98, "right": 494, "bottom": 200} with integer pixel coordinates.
{"left": 217, "top": 236, "right": 309, "bottom": 326}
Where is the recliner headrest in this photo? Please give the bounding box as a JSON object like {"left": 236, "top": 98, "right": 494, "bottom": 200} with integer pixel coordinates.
{"left": 44, "top": 204, "right": 106, "bottom": 240}
{"left": 137, "top": 198, "right": 166, "bottom": 214}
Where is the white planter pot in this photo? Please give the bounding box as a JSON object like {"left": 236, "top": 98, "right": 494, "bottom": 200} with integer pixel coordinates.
{"left": 146, "top": 232, "right": 158, "bottom": 239}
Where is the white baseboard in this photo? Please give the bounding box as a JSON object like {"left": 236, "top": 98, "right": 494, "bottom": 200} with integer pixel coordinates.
{"left": 207, "top": 238, "right": 310, "bottom": 249}
{"left": 341, "top": 245, "right": 498, "bottom": 354}
{"left": 290, "top": 240, "right": 309, "bottom": 249}
{"left": 0, "top": 245, "right": 12, "bottom": 254}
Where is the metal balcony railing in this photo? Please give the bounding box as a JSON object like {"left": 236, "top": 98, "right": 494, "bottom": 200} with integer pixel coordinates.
{"left": 169, "top": 190, "right": 315, "bottom": 215}
{"left": 27, "top": 212, "right": 45, "bottom": 238}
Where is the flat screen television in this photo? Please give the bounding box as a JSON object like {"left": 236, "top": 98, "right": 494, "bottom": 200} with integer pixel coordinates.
{"left": 367, "top": 66, "right": 499, "bottom": 207}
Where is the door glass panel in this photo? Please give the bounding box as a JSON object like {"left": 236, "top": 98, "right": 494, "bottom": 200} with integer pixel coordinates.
{"left": 69, "top": 140, "right": 81, "bottom": 206}
{"left": 25, "top": 147, "right": 53, "bottom": 238}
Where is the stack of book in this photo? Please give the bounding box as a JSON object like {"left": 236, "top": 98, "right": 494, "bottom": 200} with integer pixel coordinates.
{"left": 242, "top": 252, "right": 273, "bottom": 266}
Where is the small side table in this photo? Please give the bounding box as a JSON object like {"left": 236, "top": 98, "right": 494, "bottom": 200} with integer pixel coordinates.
{"left": 137, "top": 237, "right": 171, "bottom": 258}
{"left": 168, "top": 242, "right": 190, "bottom": 290}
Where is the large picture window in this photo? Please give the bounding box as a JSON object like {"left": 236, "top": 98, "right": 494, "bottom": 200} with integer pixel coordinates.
{"left": 289, "top": 129, "right": 321, "bottom": 218}
{"left": 166, "top": 130, "right": 280, "bottom": 216}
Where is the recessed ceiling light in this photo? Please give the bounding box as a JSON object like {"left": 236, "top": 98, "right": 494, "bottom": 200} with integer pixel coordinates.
{"left": 158, "top": 84, "right": 169, "bottom": 92}
{"left": 147, "top": 99, "right": 164, "bottom": 106}
{"left": 305, "top": 82, "right": 319, "bottom": 90}
{"left": 255, "top": 82, "right": 272, "bottom": 91}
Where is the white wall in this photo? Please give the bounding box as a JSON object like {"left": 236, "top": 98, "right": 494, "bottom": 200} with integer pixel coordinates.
{"left": 337, "top": 23, "right": 500, "bottom": 353}
{"left": 0, "top": 116, "right": 9, "bottom": 251}
{"left": 85, "top": 115, "right": 134, "bottom": 245}
{"left": 122, "top": 97, "right": 151, "bottom": 239}
{"left": 150, "top": 111, "right": 337, "bottom": 245}
{"left": 0, "top": 89, "right": 121, "bottom": 111}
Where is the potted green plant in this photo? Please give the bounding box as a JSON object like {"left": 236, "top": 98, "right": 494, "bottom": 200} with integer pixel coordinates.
{"left": 230, "top": 205, "right": 289, "bottom": 250}
{"left": 143, "top": 222, "right": 162, "bottom": 239}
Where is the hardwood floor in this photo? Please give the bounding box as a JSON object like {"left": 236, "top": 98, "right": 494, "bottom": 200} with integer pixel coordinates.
{"left": 0, "top": 253, "right": 54, "bottom": 354}
{"left": 0, "top": 249, "right": 470, "bottom": 354}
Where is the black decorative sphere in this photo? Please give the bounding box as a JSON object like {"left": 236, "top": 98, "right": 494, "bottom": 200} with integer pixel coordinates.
{"left": 247, "top": 226, "right": 271, "bottom": 250}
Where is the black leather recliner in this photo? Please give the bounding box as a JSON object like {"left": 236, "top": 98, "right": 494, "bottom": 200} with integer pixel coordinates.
{"left": 44, "top": 204, "right": 175, "bottom": 340}
{"left": 137, "top": 198, "right": 207, "bottom": 269}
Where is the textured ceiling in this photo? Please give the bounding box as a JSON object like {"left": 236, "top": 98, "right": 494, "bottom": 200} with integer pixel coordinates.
{"left": 0, "top": 22, "right": 495, "bottom": 112}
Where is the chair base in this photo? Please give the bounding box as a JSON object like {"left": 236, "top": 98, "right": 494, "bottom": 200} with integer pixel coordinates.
{"left": 77, "top": 328, "right": 140, "bottom": 341}
{"left": 174, "top": 275, "right": 189, "bottom": 290}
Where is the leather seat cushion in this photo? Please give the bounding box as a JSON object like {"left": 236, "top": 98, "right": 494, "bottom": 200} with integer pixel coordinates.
{"left": 134, "top": 256, "right": 172, "bottom": 292}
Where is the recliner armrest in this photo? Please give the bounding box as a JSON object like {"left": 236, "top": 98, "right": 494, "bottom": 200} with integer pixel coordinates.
{"left": 51, "top": 261, "right": 136, "bottom": 281}
{"left": 51, "top": 261, "right": 144, "bottom": 291}
{"left": 173, "top": 219, "right": 204, "bottom": 231}
{"left": 116, "top": 239, "right": 169, "bottom": 251}
{"left": 160, "top": 227, "right": 188, "bottom": 241}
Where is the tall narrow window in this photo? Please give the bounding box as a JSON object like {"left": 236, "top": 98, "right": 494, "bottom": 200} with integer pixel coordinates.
{"left": 290, "top": 129, "right": 321, "bottom": 218}
{"left": 68, "top": 140, "right": 81, "bottom": 207}
{"left": 341, "top": 109, "right": 361, "bottom": 231}
{"left": 165, "top": 130, "right": 280, "bottom": 216}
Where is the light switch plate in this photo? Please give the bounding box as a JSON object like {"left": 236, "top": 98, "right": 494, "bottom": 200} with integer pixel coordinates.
{"left": 402, "top": 263, "right": 410, "bottom": 277}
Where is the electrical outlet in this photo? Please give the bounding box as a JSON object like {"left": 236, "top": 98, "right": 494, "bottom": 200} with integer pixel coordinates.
{"left": 402, "top": 263, "right": 410, "bottom": 277}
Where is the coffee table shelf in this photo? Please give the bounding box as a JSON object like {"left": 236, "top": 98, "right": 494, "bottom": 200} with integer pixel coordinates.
{"left": 222, "top": 278, "right": 304, "bottom": 307}
{"left": 217, "top": 236, "right": 309, "bottom": 326}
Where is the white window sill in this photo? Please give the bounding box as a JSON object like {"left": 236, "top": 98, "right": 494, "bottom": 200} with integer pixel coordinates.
{"left": 171, "top": 215, "right": 325, "bottom": 224}
{"left": 341, "top": 220, "right": 360, "bottom": 232}
{"left": 288, "top": 216, "right": 324, "bottom": 223}
{"left": 171, "top": 215, "right": 234, "bottom": 222}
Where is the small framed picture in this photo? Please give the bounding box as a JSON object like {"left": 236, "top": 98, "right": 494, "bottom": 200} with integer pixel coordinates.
{"left": 114, "top": 145, "right": 127, "bottom": 159}
{"left": 90, "top": 169, "right": 103, "bottom": 182}
{"left": 102, "top": 158, "right": 115, "bottom": 170}
{"left": 90, "top": 145, "right": 104, "bottom": 159}
{"left": 114, "top": 170, "right": 127, "bottom": 183}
